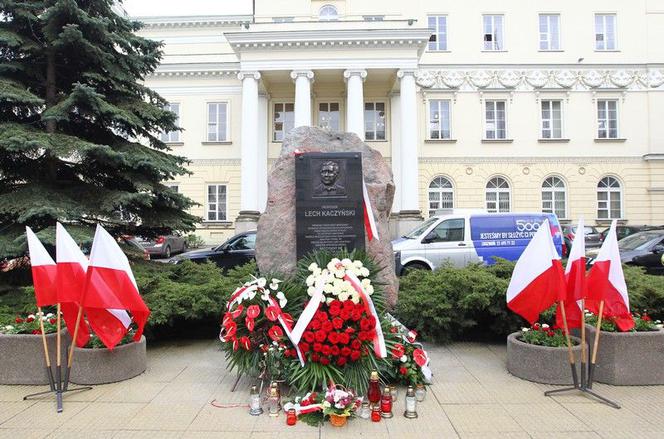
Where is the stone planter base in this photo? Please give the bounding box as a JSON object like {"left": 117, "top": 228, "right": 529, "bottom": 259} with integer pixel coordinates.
{"left": 0, "top": 331, "right": 70, "bottom": 385}
{"left": 507, "top": 332, "right": 584, "bottom": 385}
{"left": 70, "top": 336, "right": 146, "bottom": 385}
{"left": 585, "top": 325, "right": 664, "bottom": 385}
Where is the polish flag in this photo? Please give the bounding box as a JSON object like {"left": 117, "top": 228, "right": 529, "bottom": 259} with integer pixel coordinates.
{"left": 55, "top": 223, "right": 93, "bottom": 347}
{"left": 362, "top": 179, "right": 379, "bottom": 241}
{"left": 586, "top": 220, "right": 634, "bottom": 331}
{"left": 555, "top": 218, "right": 586, "bottom": 330}
{"left": 83, "top": 225, "right": 150, "bottom": 349}
{"left": 507, "top": 219, "right": 566, "bottom": 324}
{"left": 25, "top": 227, "right": 57, "bottom": 307}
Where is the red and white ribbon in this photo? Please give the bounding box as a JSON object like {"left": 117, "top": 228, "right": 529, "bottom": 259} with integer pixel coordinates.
{"left": 266, "top": 296, "right": 305, "bottom": 367}
{"left": 344, "top": 271, "right": 387, "bottom": 358}
{"left": 283, "top": 401, "right": 324, "bottom": 415}
{"left": 362, "top": 178, "right": 379, "bottom": 241}
{"left": 290, "top": 273, "right": 329, "bottom": 347}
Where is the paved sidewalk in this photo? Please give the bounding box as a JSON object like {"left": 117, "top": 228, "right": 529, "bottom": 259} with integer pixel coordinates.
{"left": 0, "top": 339, "right": 662, "bottom": 438}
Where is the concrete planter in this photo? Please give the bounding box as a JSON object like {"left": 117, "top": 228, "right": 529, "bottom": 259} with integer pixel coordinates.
{"left": 585, "top": 325, "right": 664, "bottom": 385}
{"left": 70, "top": 336, "right": 146, "bottom": 385}
{"left": 507, "top": 332, "right": 584, "bottom": 385}
{"left": 0, "top": 331, "right": 70, "bottom": 385}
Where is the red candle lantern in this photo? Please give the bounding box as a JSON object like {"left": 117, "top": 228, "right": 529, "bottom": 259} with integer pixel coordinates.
{"left": 286, "top": 408, "right": 297, "bottom": 426}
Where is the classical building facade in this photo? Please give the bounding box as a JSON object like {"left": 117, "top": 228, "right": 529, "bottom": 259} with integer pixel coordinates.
{"left": 137, "top": 0, "right": 664, "bottom": 243}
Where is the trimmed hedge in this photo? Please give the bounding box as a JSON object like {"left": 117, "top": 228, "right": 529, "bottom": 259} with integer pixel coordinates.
{"left": 395, "top": 260, "right": 664, "bottom": 343}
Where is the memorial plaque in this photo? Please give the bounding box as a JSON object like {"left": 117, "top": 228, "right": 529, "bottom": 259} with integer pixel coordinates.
{"left": 296, "top": 152, "right": 365, "bottom": 259}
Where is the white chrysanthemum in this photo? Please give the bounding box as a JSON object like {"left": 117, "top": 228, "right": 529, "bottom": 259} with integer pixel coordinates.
{"left": 334, "top": 269, "right": 345, "bottom": 279}
{"left": 342, "top": 280, "right": 352, "bottom": 291}
{"left": 359, "top": 267, "right": 370, "bottom": 277}
{"left": 333, "top": 278, "right": 343, "bottom": 288}
{"left": 400, "top": 355, "right": 408, "bottom": 363}
{"left": 338, "top": 292, "right": 350, "bottom": 301}
{"left": 312, "top": 267, "right": 322, "bottom": 277}
{"left": 365, "top": 285, "right": 374, "bottom": 296}
{"left": 361, "top": 278, "right": 371, "bottom": 288}
{"left": 308, "top": 262, "right": 319, "bottom": 272}
{"left": 307, "top": 286, "right": 316, "bottom": 296}
{"left": 327, "top": 258, "right": 341, "bottom": 271}
{"left": 323, "top": 283, "right": 334, "bottom": 294}
{"left": 351, "top": 295, "right": 360, "bottom": 304}
{"left": 306, "top": 275, "right": 315, "bottom": 287}
{"left": 341, "top": 258, "right": 352, "bottom": 268}
{"left": 353, "top": 260, "right": 363, "bottom": 269}
{"left": 319, "top": 294, "right": 327, "bottom": 303}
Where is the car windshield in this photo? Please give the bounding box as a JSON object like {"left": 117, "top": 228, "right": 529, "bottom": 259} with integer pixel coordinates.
{"left": 618, "top": 231, "right": 663, "bottom": 251}
{"left": 216, "top": 233, "right": 256, "bottom": 251}
{"left": 403, "top": 217, "right": 439, "bottom": 239}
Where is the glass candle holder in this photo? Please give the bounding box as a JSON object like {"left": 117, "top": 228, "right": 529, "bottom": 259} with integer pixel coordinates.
{"left": 371, "top": 406, "right": 382, "bottom": 422}
{"left": 380, "top": 387, "right": 393, "bottom": 418}
{"left": 286, "top": 408, "right": 297, "bottom": 426}
{"left": 267, "top": 383, "right": 281, "bottom": 417}
{"left": 359, "top": 401, "right": 371, "bottom": 419}
{"left": 368, "top": 370, "right": 381, "bottom": 405}
{"left": 404, "top": 385, "right": 418, "bottom": 419}
{"left": 415, "top": 384, "right": 426, "bottom": 402}
{"left": 249, "top": 385, "right": 263, "bottom": 416}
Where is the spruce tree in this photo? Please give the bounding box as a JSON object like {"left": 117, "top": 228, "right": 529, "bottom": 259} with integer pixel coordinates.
{"left": 0, "top": 0, "right": 198, "bottom": 257}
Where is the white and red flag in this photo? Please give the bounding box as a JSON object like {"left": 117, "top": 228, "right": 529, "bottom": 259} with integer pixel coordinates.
{"left": 506, "top": 219, "right": 566, "bottom": 324}
{"left": 83, "top": 225, "right": 150, "bottom": 349}
{"left": 586, "top": 220, "right": 634, "bottom": 331}
{"left": 55, "top": 223, "right": 92, "bottom": 347}
{"left": 555, "top": 218, "right": 586, "bottom": 330}
{"left": 362, "top": 179, "right": 379, "bottom": 241}
{"left": 25, "top": 227, "right": 57, "bottom": 307}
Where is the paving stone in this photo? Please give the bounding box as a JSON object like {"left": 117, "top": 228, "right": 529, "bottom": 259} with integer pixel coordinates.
{"left": 96, "top": 381, "right": 168, "bottom": 403}
{"left": 429, "top": 381, "right": 497, "bottom": 404}
{"left": 187, "top": 403, "right": 256, "bottom": 431}
{"left": 152, "top": 382, "right": 218, "bottom": 404}
{"left": 458, "top": 433, "right": 530, "bottom": 439}
{"left": 113, "top": 430, "right": 183, "bottom": 438}
{"left": 0, "top": 401, "right": 35, "bottom": 424}
{"left": 62, "top": 402, "right": 145, "bottom": 430}
{"left": 320, "top": 419, "right": 389, "bottom": 439}
{"left": 503, "top": 402, "right": 591, "bottom": 433}
{"left": 46, "top": 429, "right": 119, "bottom": 438}
{"left": 125, "top": 402, "right": 203, "bottom": 431}
{"left": 1, "top": 401, "right": 88, "bottom": 429}
{"left": 0, "top": 428, "right": 51, "bottom": 439}
{"left": 442, "top": 404, "right": 525, "bottom": 433}
{"left": 561, "top": 402, "right": 659, "bottom": 433}
{"left": 482, "top": 381, "right": 552, "bottom": 403}
{"left": 530, "top": 433, "right": 601, "bottom": 439}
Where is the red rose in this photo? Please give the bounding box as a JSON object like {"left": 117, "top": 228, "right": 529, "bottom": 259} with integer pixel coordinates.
{"left": 340, "top": 346, "right": 352, "bottom": 357}
{"left": 311, "top": 353, "right": 320, "bottom": 362}
{"left": 268, "top": 325, "right": 284, "bottom": 341}
{"left": 351, "top": 339, "right": 361, "bottom": 350}
{"left": 350, "top": 350, "right": 361, "bottom": 361}
{"left": 32, "top": 329, "right": 41, "bottom": 335}
{"left": 365, "top": 329, "right": 376, "bottom": 340}
{"left": 310, "top": 319, "right": 322, "bottom": 330}
{"left": 413, "top": 348, "right": 428, "bottom": 367}
{"left": 245, "top": 317, "right": 255, "bottom": 332}
{"left": 320, "top": 357, "right": 330, "bottom": 366}
{"left": 322, "top": 345, "right": 331, "bottom": 356}
{"left": 329, "top": 304, "right": 341, "bottom": 317}
{"left": 392, "top": 343, "right": 405, "bottom": 359}
{"left": 331, "top": 345, "right": 340, "bottom": 356}
{"left": 316, "top": 311, "right": 329, "bottom": 322}
{"left": 366, "top": 315, "right": 376, "bottom": 327}
{"left": 328, "top": 332, "right": 339, "bottom": 344}
{"left": 343, "top": 300, "right": 355, "bottom": 312}
{"left": 336, "top": 357, "right": 347, "bottom": 367}
{"left": 332, "top": 318, "right": 344, "bottom": 330}
{"left": 338, "top": 333, "right": 350, "bottom": 345}
{"left": 15, "top": 317, "right": 23, "bottom": 324}
{"left": 351, "top": 311, "right": 362, "bottom": 321}
{"left": 47, "top": 318, "right": 56, "bottom": 325}
{"left": 358, "top": 331, "right": 368, "bottom": 341}
{"left": 315, "top": 330, "right": 328, "bottom": 343}
{"left": 300, "top": 342, "right": 310, "bottom": 353}
{"left": 355, "top": 303, "right": 364, "bottom": 312}
{"left": 265, "top": 306, "right": 280, "bottom": 321}
{"left": 284, "top": 350, "right": 291, "bottom": 358}
{"left": 322, "top": 321, "right": 333, "bottom": 332}
{"left": 303, "top": 331, "right": 315, "bottom": 343}
{"left": 330, "top": 299, "right": 342, "bottom": 309}
{"left": 389, "top": 326, "right": 398, "bottom": 334}
{"left": 240, "top": 336, "right": 251, "bottom": 350}
{"left": 246, "top": 305, "right": 260, "bottom": 319}
{"left": 339, "top": 309, "right": 352, "bottom": 321}
{"left": 230, "top": 304, "right": 244, "bottom": 319}
{"left": 399, "top": 366, "right": 408, "bottom": 375}
{"left": 26, "top": 317, "right": 35, "bottom": 323}
{"left": 533, "top": 323, "right": 541, "bottom": 330}
{"left": 313, "top": 343, "right": 322, "bottom": 352}
{"left": 360, "top": 318, "right": 372, "bottom": 331}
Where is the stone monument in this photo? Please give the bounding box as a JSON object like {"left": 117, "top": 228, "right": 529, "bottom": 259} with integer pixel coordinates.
{"left": 256, "top": 127, "right": 398, "bottom": 307}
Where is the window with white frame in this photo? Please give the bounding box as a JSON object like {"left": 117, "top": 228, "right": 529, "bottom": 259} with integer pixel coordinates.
{"left": 160, "top": 103, "right": 180, "bottom": 143}
{"left": 484, "top": 100, "right": 507, "bottom": 139}
{"left": 428, "top": 177, "right": 454, "bottom": 217}
{"left": 318, "top": 102, "right": 340, "bottom": 131}
{"left": 206, "top": 184, "right": 227, "bottom": 221}
{"left": 485, "top": 177, "right": 510, "bottom": 213}
{"left": 541, "top": 100, "right": 563, "bottom": 139}
{"left": 597, "top": 99, "right": 618, "bottom": 139}
{"left": 597, "top": 176, "right": 622, "bottom": 219}
{"left": 207, "top": 102, "right": 228, "bottom": 142}
{"left": 273, "top": 103, "right": 294, "bottom": 142}
{"left": 319, "top": 5, "right": 338, "bottom": 21}
{"left": 595, "top": 14, "right": 616, "bottom": 50}
{"left": 364, "top": 102, "right": 386, "bottom": 140}
{"left": 539, "top": 14, "right": 560, "bottom": 50}
{"left": 428, "top": 16, "right": 448, "bottom": 51}
{"left": 541, "top": 176, "right": 566, "bottom": 219}
{"left": 428, "top": 99, "right": 451, "bottom": 139}
{"left": 482, "top": 15, "right": 504, "bottom": 50}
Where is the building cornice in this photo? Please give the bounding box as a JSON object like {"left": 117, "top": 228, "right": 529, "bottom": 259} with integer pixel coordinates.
{"left": 419, "top": 156, "right": 646, "bottom": 164}
{"left": 643, "top": 153, "right": 664, "bottom": 161}
{"left": 135, "top": 15, "right": 252, "bottom": 28}
{"left": 149, "top": 63, "right": 240, "bottom": 78}
{"left": 224, "top": 28, "right": 432, "bottom": 52}
{"left": 416, "top": 67, "right": 664, "bottom": 91}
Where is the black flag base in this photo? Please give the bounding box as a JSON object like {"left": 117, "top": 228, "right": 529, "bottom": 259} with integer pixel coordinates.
{"left": 23, "top": 386, "right": 93, "bottom": 413}
{"left": 543, "top": 362, "right": 620, "bottom": 409}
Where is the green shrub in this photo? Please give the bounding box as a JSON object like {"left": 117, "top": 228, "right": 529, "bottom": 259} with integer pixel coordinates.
{"left": 185, "top": 234, "right": 206, "bottom": 249}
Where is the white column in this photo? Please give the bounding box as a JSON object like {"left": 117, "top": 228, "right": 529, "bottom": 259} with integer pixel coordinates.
{"left": 238, "top": 71, "right": 261, "bottom": 214}
{"left": 291, "top": 70, "right": 314, "bottom": 128}
{"left": 344, "top": 69, "right": 367, "bottom": 140}
{"left": 257, "top": 93, "right": 269, "bottom": 212}
{"left": 397, "top": 69, "right": 419, "bottom": 212}
{"left": 390, "top": 93, "right": 402, "bottom": 213}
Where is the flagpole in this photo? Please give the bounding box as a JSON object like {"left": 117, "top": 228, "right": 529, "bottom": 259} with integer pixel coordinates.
{"left": 55, "top": 303, "right": 63, "bottom": 412}
{"left": 587, "top": 300, "right": 605, "bottom": 389}
{"left": 37, "top": 307, "right": 56, "bottom": 392}
{"left": 580, "top": 298, "right": 587, "bottom": 388}
{"left": 63, "top": 304, "right": 84, "bottom": 391}
{"left": 558, "top": 300, "right": 579, "bottom": 388}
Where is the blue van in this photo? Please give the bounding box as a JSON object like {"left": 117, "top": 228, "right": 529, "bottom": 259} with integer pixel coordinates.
{"left": 392, "top": 212, "right": 563, "bottom": 274}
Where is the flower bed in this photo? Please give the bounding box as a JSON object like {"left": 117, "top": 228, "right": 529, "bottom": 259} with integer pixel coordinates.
{"left": 69, "top": 335, "right": 147, "bottom": 385}
{"left": 507, "top": 327, "right": 583, "bottom": 385}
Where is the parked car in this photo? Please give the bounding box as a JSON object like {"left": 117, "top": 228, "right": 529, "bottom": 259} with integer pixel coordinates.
{"left": 169, "top": 230, "right": 256, "bottom": 270}
{"left": 392, "top": 212, "right": 563, "bottom": 275}
{"left": 82, "top": 236, "right": 150, "bottom": 261}
{"left": 139, "top": 234, "right": 187, "bottom": 258}
{"left": 598, "top": 225, "right": 660, "bottom": 243}
{"left": 562, "top": 225, "right": 601, "bottom": 257}
{"left": 587, "top": 229, "right": 664, "bottom": 272}
{"left": 630, "top": 245, "right": 664, "bottom": 275}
